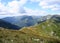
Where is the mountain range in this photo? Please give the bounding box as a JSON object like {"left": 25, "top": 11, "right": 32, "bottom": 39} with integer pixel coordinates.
{"left": 0, "top": 15, "right": 59, "bottom": 30}
{"left": 0, "top": 19, "right": 20, "bottom": 30}
{"left": 0, "top": 15, "right": 44, "bottom": 29}
{"left": 0, "top": 15, "right": 60, "bottom": 43}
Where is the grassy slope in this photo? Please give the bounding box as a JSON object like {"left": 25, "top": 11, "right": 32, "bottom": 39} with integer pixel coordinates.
{"left": 20, "top": 18, "right": 60, "bottom": 43}
{"left": 0, "top": 28, "right": 38, "bottom": 43}
{"left": 0, "top": 18, "right": 60, "bottom": 43}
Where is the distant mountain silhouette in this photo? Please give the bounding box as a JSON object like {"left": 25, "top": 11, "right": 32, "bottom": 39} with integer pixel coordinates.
{"left": 2, "top": 15, "right": 58, "bottom": 30}
{"left": 2, "top": 15, "right": 52, "bottom": 30}
{"left": 0, "top": 19, "right": 21, "bottom": 30}
{"left": 2, "top": 16, "right": 40, "bottom": 28}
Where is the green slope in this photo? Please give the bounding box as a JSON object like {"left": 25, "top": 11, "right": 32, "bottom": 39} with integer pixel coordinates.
{"left": 20, "top": 16, "right": 60, "bottom": 43}
{"left": 0, "top": 27, "right": 60, "bottom": 43}
{"left": 0, "top": 15, "right": 60, "bottom": 43}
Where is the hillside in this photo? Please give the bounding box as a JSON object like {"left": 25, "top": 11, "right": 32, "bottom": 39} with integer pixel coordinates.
{"left": 0, "top": 27, "right": 60, "bottom": 43}
{"left": 0, "top": 15, "right": 60, "bottom": 43}
{"left": 0, "top": 19, "right": 20, "bottom": 30}
{"left": 20, "top": 15, "right": 60, "bottom": 43}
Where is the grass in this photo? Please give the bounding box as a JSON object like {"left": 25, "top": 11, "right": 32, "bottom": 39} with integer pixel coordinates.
{"left": 0, "top": 17, "right": 60, "bottom": 43}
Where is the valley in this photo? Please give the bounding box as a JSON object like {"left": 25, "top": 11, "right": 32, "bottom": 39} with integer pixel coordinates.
{"left": 0, "top": 15, "right": 60, "bottom": 43}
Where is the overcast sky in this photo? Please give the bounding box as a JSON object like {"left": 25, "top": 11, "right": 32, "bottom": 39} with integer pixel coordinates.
{"left": 0, "top": 0, "right": 60, "bottom": 18}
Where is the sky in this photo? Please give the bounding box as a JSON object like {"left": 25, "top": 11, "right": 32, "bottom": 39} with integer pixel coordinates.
{"left": 0, "top": 0, "right": 60, "bottom": 18}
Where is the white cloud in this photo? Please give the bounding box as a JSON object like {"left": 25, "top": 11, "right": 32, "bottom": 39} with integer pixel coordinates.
{"left": 39, "top": 1, "right": 48, "bottom": 6}
{"left": 24, "top": 7, "right": 47, "bottom": 16}
{"left": 0, "top": 0, "right": 27, "bottom": 14}
{"left": 0, "top": 3, "right": 8, "bottom": 14}
{"left": 0, "top": 0, "right": 59, "bottom": 18}
{"left": 50, "top": 4, "right": 60, "bottom": 11}
{"left": 30, "top": 0, "right": 60, "bottom": 11}
{"left": 0, "top": 0, "right": 47, "bottom": 17}
{"left": 39, "top": 0, "right": 60, "bottom": 11}
{"left": 7, "top": 0, "right": 20, "bottom": 13}
{"left": 30, "top": 0, "right": 40, "bottom": 2}
{"left": 51, "top": 8, "right": 59, "bottom": 11}
{"left": 7, "top": 0, "right": 27, "bottom": 13}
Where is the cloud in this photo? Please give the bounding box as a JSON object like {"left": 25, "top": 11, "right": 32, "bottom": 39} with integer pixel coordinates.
{"left": 39, "top": 0, "right": 60, "bottom": 11}
{"left": 0, "top": 0, "right": 27, "bottom": 14}
{"left": 7, "top": 0, "right": 19, "bottom": 13}
{"left": 0, "top": 2, "right": 7, "bottom": 14}
{"left": 0, "top": 0, "right": 59, "bottom": 18}
{"left": 30, "top": 0, "right": 40, "bottom": 2}
{"left": 0, "top": 0, "right": 47, "bottom": 17}
{"left": 29, "top": 0, "right": 60, "bottom": 11}
{"left": 24, "top": 7, "right": 47, "bottom": 16}
{"left": 7, "top": 0, "right": 27, "bottom": 13}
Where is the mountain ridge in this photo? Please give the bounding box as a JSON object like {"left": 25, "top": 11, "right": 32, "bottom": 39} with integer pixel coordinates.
{"left": 0, "top": 15, "right": 60, "bottom": 43}
{"left": 0, "top": 19, "right": 21, "bottom": 30}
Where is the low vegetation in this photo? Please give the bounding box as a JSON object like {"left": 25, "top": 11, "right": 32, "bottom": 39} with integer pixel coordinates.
{"left": 0, "top": 15, "right": 60, "bottom": 43}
